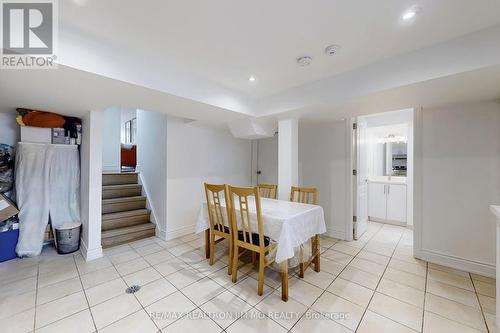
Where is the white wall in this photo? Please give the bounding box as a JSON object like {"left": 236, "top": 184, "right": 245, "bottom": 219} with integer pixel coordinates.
{"left": 166, "top": 117, "right": 252, "bottom": 239}
{"left": 120, "top": 107, "right": 136, "bottom": 143}
{"left": 416, "top": 101, "right": 500, "bottom": 276}
{"left": 102, "top": 106, "right": 121, "bottom": 171}
{"left": 299, "top": 120, "right": 351, "bottom": 239}
{"left": 121, "top": 107, "right": 136, "bottom": 125}
{"left": 0, "top": 112, "right": 20, "bottom": 147}
{"left": 278, "top": 119, "right": 298, "bottom": 200}
{"left": 80, "top": 110, "right": 103, "bottom": 261}
{"left": 136, "top": 110, "right": 168, "bottom": 237}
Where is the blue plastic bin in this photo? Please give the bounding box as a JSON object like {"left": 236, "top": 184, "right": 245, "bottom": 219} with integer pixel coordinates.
{"left": 0, "top": 228, "right": 19, "bottom": 262}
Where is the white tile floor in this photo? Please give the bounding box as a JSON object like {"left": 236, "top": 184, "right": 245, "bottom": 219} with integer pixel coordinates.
{"left": 1, "top": 222, "right": 497, "bottom": 333}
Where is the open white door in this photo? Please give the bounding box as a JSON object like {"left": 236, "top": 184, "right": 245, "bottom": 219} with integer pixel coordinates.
{"left": 354, "top": 118, "right": 368, "bottom": 239}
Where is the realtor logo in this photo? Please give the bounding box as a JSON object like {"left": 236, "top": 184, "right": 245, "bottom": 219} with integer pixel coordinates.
{"left": 1, "top": 0, "right": 58, "bottom": 69}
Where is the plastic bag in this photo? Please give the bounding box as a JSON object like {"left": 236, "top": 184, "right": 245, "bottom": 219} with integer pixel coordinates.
{"left": 0, "top": 144, "right": 15, "bottom": 193}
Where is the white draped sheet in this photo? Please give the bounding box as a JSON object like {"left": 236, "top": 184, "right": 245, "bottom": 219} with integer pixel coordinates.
{"left": 15, "top": 143, "right": 80, "bottom": 257}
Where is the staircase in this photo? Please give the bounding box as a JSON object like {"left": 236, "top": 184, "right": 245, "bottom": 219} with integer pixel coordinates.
{"left": 101, "top": 173, "right": 156, "bottom": 248}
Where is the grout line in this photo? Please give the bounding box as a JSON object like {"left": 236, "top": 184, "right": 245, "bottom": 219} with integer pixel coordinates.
{"left": 18, "top": 225, "right": 493, "bottom": 333}
{"left": 471, "top": 275, "right": 491, "bottom": 333}
{"left": 352, "top": 226, "right": 405, "bottom": 332}
{"left": 109, "top": 260, "right": 164, "bottom": 332}
{"left": 32, "top": 258, "right": 40, "bottom": 332}
{"left": 114, "top": 236, "right": 236, "bottom": 332}
{"left": 31, "top": 253, "right": 93, "bottom": 331}
{"left": 287, "top": 223, "right": 386, "bottom": 333}
{"left": 420, "top": 255, "right": 429, "bottom": 332}
{"left": 73, "top": 254, "right": 99, "bottom": 333}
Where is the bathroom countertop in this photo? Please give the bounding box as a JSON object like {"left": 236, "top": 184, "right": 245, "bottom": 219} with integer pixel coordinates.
{"left": 491, "top": 205, "right": 500, "bottom": 221}
{"left": 368, "top": 176, "right": 407, "bottom": 185}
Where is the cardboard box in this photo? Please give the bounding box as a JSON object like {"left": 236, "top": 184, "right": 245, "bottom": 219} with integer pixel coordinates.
{"left": 51, "top": 126, "right": 82, "bottom": 145}
{"left": 51, "top": 128, "right": 69, "bottom": 144}
{"left": 20, "top": 126, "right": 52, "bottom": 144}
{"left": 0, "top": 194, "right": 18, "bottom": 222}
{"left": 44, "top": 223, "right": 54, "bottom": 242}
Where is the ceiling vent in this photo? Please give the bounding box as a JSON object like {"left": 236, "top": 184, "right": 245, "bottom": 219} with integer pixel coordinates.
{"left": 325, "top": 44, "right": 341, "bottom": 56}
{"left": 297, "top": 56, "right": 312, "bottom": 67}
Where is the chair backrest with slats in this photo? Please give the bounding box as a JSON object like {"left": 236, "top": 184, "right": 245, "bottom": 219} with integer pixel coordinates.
{"left": 257, "top": 183, "right": 277, "bottom": 199}
{"left": 204, "top": 183, "right": 231, "bottom": 236}
{"left": 290, "top": 186, "right": 318, "bottom": 205}
{"left": 228, "top": 186, "right": 265, "bottom": 249}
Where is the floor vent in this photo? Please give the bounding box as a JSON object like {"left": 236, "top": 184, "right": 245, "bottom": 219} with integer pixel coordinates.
{"left": 125, "top": 285, "right": 141, "bottom": 294}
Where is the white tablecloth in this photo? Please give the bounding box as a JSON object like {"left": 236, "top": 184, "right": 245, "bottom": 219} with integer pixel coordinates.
{"left": 195, "top": 197, "right": 326, "bottom": 263}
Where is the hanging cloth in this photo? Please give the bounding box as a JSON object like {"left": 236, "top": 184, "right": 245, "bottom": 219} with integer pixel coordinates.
{"left": 15, "top": 143, "right": 51, "bottom": 257}
{"left": 47, "top": 145, "right": 81, "bottom": 228}
{"left": 15, "top": 143, "right": 80, "bottom": 257}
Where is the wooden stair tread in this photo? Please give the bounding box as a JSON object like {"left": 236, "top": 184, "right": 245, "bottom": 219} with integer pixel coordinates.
{"left": 102, "top": 173, "right": 138, "bottom": 186}
{"left": 102, "top": 184, "right": 141, "bottom": 190}
{"left": 102, "top": 172, "right": 138, "bottom": 175}
{"left": 102, "top": 209, "right": 149, "bottom": 220}
{"left": 102, "top": 196, "right": 146, "bottom": 204}
{"left": 102, "top": 222, "right": 155, "bottom": 239}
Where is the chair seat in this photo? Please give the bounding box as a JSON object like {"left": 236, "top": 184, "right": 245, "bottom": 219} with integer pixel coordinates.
{"left": 214, "top": 224, "right": 230, "bottom": 234}
{"left": 237, "top": 231, "right": 270, "bottom": 246}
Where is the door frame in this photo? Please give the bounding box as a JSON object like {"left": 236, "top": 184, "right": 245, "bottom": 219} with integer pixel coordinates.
{"left": 345, "top": 118, "right": 355, "bottom": 241}
{"left": 413, "top": 107, "right": 423, "bottom": 258}
{"left": 346, "top": 109, "right": 420, "bottom": 251}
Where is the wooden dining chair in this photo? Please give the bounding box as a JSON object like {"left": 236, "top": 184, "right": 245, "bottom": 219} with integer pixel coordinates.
{"left": 257, "top": 183, "right": 278, "bottom": 199}
{"left": 229, "top": 186, "right": 285, "bottom": 297}
{"left": 289, "top": 186, "right": 320, "bottom": 278}
{"left": 204, "top": 183, "right": 233, "bottom": 275}
{"left": 290, "top": 186, "right": 318, "bottom": 204}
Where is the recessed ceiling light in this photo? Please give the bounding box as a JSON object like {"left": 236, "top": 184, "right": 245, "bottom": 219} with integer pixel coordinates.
{"left": 248, "top": 76, "right": 256, "bottom": 82}
{"left": 402, "top": 7, "right": 420, "bottom": 20}
{"left": 402, "top": 11, "right": 416, "bottom": 20}
{"left": 297, "top": 56, "right": 312, "bottom": 67}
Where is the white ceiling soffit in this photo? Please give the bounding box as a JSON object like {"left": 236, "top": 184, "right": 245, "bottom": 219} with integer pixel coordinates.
{"left": 0, "top": 64, "right": 250, "bottom": 124}
{"left": 56, "top": 0, "right": 500, "bottom": 119}
{"left": 228, "top": 118, "right": 277, "bottom": 139}
{"left": 287, "top": 64, "right": 500, "bottom": 121}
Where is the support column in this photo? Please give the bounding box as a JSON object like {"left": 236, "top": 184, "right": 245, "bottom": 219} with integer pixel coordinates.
{"left": 80, "top": 110, "right": 103, "bottom": 261}
{"left": 278, "top": 119, "right": 298, "bottom": 200}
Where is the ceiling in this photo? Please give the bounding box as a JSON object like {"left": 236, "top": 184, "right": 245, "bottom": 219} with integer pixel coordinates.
{"left": 60, "top": 0, "right": 500, "bottom": 99}
{"left": 367, "top": 124, "right": 408, "bottom": 140}
{"left": 1, "top": 1, "right": 500, "bottom": 124}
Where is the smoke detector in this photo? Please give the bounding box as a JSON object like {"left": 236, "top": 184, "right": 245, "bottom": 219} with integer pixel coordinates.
{"left": 325, "top": 44, "right": 341, "bottom": 56}
{"left": 297, "top": 56, "right": 312, "bottom": 67}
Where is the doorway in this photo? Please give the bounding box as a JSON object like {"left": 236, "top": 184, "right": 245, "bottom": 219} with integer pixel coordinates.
{"left": 120, "top": 109, "right": 137, "bottom": 172}
{"left": 253, "top": 133, "right": 278, "bottom": 185}
{"left": 352, "top": 109, "right": 414, "bottom": 240}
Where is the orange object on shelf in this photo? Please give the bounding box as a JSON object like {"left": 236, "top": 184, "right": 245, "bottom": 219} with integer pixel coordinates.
{"left": 16, "top": 108, "right": 66, "bottom": 128}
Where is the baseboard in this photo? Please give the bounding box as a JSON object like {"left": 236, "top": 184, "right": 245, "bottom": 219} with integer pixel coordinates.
{"left": 137, "top": 173, "right": 159, "bottom": 228}
{"left": 417, "top": 248, "right": 495, "bottom": 278}
{"left": 79, "top": 238, "right": 103, "bottom": 261}
{"left": 156, "top": 227, "right": 167, "bottom": 240}
{"left": 325, "top": 228, "right": 347, "bottom": 240}
{"left": 369, "top": 216, "right": 407, "bottom": 227}
{"left": 102, "top": 165, "right": 120, "bottom": 172}
{"left": 166, "top": 224, "right": 196, "bottom": 240}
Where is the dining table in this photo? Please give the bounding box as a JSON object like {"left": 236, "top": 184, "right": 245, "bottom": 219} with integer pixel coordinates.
{"left": 195, "top": 197, "right": 327, "bottom": 301}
